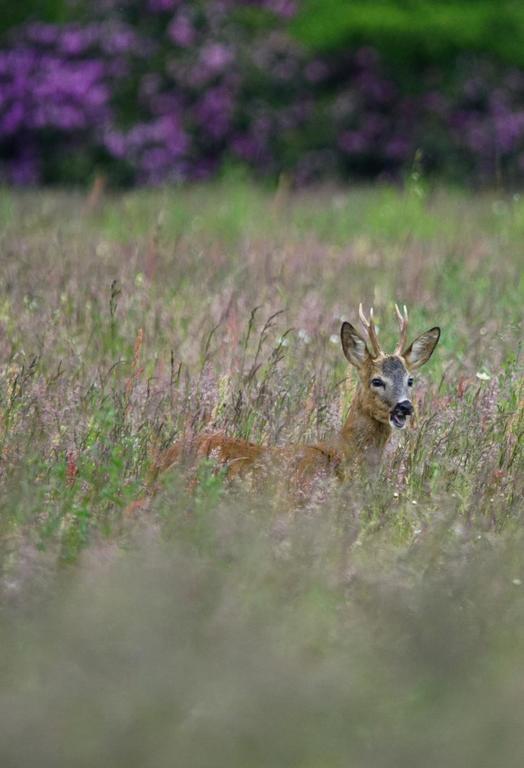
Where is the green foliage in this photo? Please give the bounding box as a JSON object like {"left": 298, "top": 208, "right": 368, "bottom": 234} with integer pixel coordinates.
{"left": 292, "top": 0, "right": 524, "bottom": 70}
{"left": 0, "top": 0, "right": 71, "bottom": 36}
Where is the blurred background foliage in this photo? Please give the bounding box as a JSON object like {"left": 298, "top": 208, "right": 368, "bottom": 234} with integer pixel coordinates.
{"left": 293, "top": 1, "right": 524, "bottom": 69}
{"left": 2, "top": 0, "right": 524, "bottom": 186}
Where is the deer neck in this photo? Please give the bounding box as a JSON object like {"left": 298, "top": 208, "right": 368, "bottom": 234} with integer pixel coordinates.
{"left": 339, "top": 386, "right": 391, "bottom": 469}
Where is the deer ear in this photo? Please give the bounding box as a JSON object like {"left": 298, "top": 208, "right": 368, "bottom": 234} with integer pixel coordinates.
{"left": 403, "top": 327, "right": 440, "bottom": 370}
{"left": 341, "top": 322, "right": 370, "bottom": 368}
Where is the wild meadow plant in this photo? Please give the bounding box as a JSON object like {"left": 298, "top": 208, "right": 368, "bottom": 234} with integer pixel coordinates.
{"left": 0, "top": 183, "right": 522, "bottom": 765}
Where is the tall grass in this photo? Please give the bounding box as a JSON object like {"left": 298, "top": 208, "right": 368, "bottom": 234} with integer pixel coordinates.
{"left": 0, "top": 179, "right": 522, "bottom": 765}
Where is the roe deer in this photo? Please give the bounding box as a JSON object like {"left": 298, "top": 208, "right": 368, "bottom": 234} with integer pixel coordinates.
{"left": 150, "top": 305, "right": 440, "bottom": 488}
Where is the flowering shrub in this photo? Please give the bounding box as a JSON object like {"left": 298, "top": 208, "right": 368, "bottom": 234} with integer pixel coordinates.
{"left": 0, "top": 21, "right": 137, "bottom": 183}
{"left": 0, "top": 1, "right": 308, "bottom": 184}
{"left": 444, "top": 61, "right": 524, "bottom": 182}
{"left": 2, "top": 1, "right": 524, "bottom": 185}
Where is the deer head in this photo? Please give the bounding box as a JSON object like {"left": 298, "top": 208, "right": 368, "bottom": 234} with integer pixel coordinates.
{"left": 340, "top": 304, "right": 440, "bottom": 430}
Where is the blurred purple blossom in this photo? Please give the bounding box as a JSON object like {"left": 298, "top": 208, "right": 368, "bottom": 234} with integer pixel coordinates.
{"left": 201, "top": 44, "right": 234, "bottom": 75}
{"left": 338, "top": 132, "right": 367, "bottom": 155}
{"left": 167, "top": 14, "right": 195, "bottom": 47}
{"left": 148, "top": 0, "right": 181, "bottom": 12}
{"left": 304, "top": 60, "right": 328, "bottom": 84}
{"left": 195, "top": 88, "right": 234, "bottom": 140}
{"left": 232, "top": 133, "right": 267, "bottom": 163}
{"left": 2, "top": 3, "right": 524, "bottom": 185}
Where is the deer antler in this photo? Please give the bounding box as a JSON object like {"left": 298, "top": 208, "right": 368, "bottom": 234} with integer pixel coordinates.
{"left": 394, "top": 303, "right": 409, "bottom": 354}
{"left": 358, "top": 303, "right": 383, "bottom": 357}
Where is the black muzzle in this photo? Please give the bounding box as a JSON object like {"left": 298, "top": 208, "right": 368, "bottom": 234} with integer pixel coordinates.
{"left": 390, "top": 400, "right": 413, "bottom": 429}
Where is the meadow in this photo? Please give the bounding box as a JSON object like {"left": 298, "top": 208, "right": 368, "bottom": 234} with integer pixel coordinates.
{"left": 0, "top": 178, "right": 523, "bottom": 766}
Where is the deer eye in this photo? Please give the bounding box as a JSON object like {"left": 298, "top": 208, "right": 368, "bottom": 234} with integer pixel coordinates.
{"left": 408, "top": 377, "right": 414, "bottom": 387}
{"left": 371, "top": 378, "right": 385, "bottom": 388}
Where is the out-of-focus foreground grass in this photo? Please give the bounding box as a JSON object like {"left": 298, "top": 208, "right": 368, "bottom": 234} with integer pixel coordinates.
{"left": 0, "top": 179, "right": 523, "bottom": 766}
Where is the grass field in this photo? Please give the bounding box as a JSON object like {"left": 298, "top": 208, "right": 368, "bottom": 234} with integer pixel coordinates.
{"left": 0, "top": 179, "right": 523, "bottom": 766}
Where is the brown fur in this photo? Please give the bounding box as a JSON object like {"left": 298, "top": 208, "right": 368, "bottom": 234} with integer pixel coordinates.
{"left": 150, "top": 357, "right": 398, "bottom": 490}
{"left": 152, "top": 433, "right": 343, "bottom": 485}
{"left": 128, "top": 308, "right": 440, "bottom": 510}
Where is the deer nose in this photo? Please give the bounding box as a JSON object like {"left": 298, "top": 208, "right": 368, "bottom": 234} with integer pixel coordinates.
{"left": 395, "top": 400, "right": 413, "bottom": 416}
